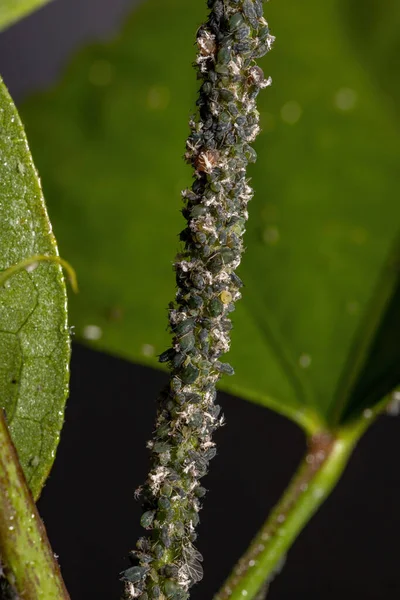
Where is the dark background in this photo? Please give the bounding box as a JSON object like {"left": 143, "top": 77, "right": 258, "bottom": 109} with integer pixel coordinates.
{"left": 1, "top": 1, "right": 400, "bottom": 599}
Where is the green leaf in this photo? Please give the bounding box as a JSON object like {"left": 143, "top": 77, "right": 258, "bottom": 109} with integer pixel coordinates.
{"left": 0, "top": 76, "right": 70, "bottom": 499}
{"left": 341, "top": 0, "right": 400, "bottom": 123}
{"left": 0, "top": 0, "right": 51, "bottom": 31}
{"left": 19, "top": 0, "right": 400, "bottom": 432}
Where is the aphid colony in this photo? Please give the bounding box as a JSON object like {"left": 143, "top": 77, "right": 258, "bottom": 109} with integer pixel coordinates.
{"left": 122, "top": 1, "right": 274, "bottom": 599}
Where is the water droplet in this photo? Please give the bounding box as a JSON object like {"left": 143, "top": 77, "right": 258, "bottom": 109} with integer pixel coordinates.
{"left": 299, "top": 354, "right": 311, "bottom": 368}
{"left": 248, "top": 559, "right": 256, "bottom": 567}
{"left": 9, "top": 526, "right": 14, "bottom": 531}
{"left": 241, "top": 591, "right": 248, "bottom": 597}
{"left": 277, "top": 514, "right": 286, "bottom": 523}
{"left": 363, "top": 408, "right": 373, "bottom": 419}
{"left": 313, "top": 487, "right": 324, "bottom": 499}
{"left": 334, "top": 88, "right": 357, "bottom": 111}
{"left": 88, "top": 60, "right": 113, "bottom": 86}
{"left": 83, "top": 325, "right": 103, "bottom": 341}
{"left": 280, "top": 101, "right": 302, "bottom": 124}
{"left": 25, "top": 261, "right": 38, "bottom": 273}
{"left": 141, "top": 344, "right": 155, "bottom": 357}
{"left": 29, "top": 456, "right": 40, "bottom": 468}
{"left": 386, "top": 391, "right": 400, "bottom": 416}
{"left": 263, "top": 226, "right": 280, "bottom": 245}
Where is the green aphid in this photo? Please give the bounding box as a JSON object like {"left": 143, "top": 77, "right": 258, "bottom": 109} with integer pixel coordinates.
{"left": 153, "top": 441, "right": 171, "bottom": 454}
{"left": 190, "top": 204, "right": 207, "bottom": 218}
{"left": 140, "top": 511, "right": 156, "bottom": 529}
{"left": 244, "top": 144, "right": 257, "bottom": 163}
{"left": 221, "top": 247, "right": 236, "bottom": 264}
{"left": 208, "top": 297, "right": 224, "bottom": 317}
{"left": 178, "top": 331, "right": 196, "bottom": 353}
{"left": 174, "top": 318, "right": 195, "bottom": 336}
{"left": 164, "top": 579, "right": 180, "bottom": 598}
{"left": 207, "top": 253, "right": 223, "bottom": 274}
{"left": 119, "top": 565, "right": 149, "bottom": 584}
{"left": 229, "top": 12, "right": 245, "bottom": 31}
{"left": 158, "top": 497, "right": 171, "bottom": 510}
{"left": 181, "top": 363, "right": 200, "bottom": 384}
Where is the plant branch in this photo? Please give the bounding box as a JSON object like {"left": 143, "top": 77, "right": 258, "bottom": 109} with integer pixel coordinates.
{"left": 0, "top": 409, "right": 70, "bottom": 600}
{"left": 214, "top": 420, "right": 370, "bottom": 600}
{"left": 123, "top": 1, "right": 274, "bottom": 598}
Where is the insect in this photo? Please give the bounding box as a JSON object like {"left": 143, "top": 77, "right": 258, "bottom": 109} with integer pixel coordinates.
{"left": 181, "top": 542, "right": 204, "bottom": 585}
{"left": 119, "top": 566, "right": 149, "bottom": 584}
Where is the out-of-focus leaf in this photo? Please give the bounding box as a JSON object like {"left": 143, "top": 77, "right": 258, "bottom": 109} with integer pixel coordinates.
{"left": 335, "top": 239, "right": 400, "bottom": 424}
{"left": 341, "top": 0, "right": 400, "bottom": 122}
{"left": 0, "top": 0, "right": 51, "bottom": 31}
{"left": 20, "top": 0, "right": 400, "bottom": 431}
{"left": 0, "top": 76, "right": 70, "bottom": 499}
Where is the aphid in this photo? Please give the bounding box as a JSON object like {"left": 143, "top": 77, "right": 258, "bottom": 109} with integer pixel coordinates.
{"left": 135, "top": 538, "right": 152, "bottom": 554}
{"left": 150, "top": 584, "right": 161, "bottom": 600}
{"left": 191, "top": 271, "right": 206, "bottom": 290}
{"left": 203, "top": 446, "right": 217, "bottom": 461}
{"left": 242, "top": 0, "right": 259, "bottom": 28}
{"left": 163, "top": 578, "right": 180, "bottom": 599}
{"left": 194, "top": 486, "right": 207, "bottom": 498}
{"left": 160, "top": 527, "right": 172, "bottom": 548}
{"left": 208, "top": 297, "right": 224, "bottom": 317}
{"left": 187, "top": 294, "right": 203, "bottom": 310}
{"left": 119, "top": 566, "right": 149, "bottom": 584}
{"left": 140, "top": 511, "right": 156, "bottom": 530}
{"left": 229, "top": 12, "right": 245, "bottom": 31}
{"left": 235, "top": 24, "right": 251, "bottom": 41}
{"left": 181, "top": 362, "right": 200, "bottom": 385}
{"left": 207, "top": 253, "right": 223, "bottom": 274}
{"left": 215, "top": 361, "right": 235, "bottom": 376}
{"left": 153, "top": 441, "right": 171, "bottom": 454}
{"left": 188, "top": 411, "right": 204, "bottom": 429}
{"left": 170, "top": 376, "right": 182, "bottom": 392}
{"left": 158, "top": 497, "right": 171, "bottom": 510}
{"left": 162, "top": 564, "right": 179, "bottom": 579}
{"left": 154, "top": 545, "right": 164, "bottom": 561}
{"left": 159, "top": 348, "right": 175, "bottom": 364}
{"left": 174, "top": 317, "right": 195, "bottom": 336}
{"left": 190, "top": 204, "right": 207, "bottom": 219}
{"left": 172, "top": 352, "right": 185, "bottom": 369}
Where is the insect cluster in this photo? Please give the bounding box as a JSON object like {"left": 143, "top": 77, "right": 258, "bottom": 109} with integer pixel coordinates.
{"left": 122, "top": 1, "right": 274, "bottom": 599}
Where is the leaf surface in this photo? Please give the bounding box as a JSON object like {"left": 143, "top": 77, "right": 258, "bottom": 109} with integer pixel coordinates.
{"left": 20, "top": 0, "right": 400, "bottom": 430}
{"left": 0, "top": 0, "right": 50, "bottom": 31}
{"left": 0, "top": 76, "right": 70, "bottom": 499}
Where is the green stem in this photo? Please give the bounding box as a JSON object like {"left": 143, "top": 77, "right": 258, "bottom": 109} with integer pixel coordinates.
{"left": 0, "top": 410, "right": 70, "bottom": 599}
{"left": 214, "top": 420, "right": 368, "bottom": 600}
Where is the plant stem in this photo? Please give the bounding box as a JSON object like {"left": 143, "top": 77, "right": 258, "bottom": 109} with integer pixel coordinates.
{"left": 0, "top": 409, "right": 70, "bottom": 600}
{"left": 214, "top": 421, "right": 367, "bottom": 600}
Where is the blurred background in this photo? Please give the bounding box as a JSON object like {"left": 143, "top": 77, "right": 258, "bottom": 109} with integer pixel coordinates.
{"left": 1, "top": 0, "right": 400, "bottom": 598}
